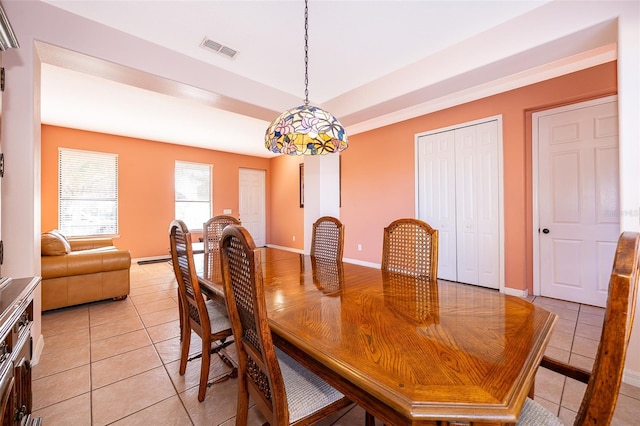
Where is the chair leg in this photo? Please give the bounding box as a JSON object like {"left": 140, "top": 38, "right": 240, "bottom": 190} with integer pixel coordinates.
{"left": 236, "top": 373, "right": 249, "bottom": 426}
{"left": 179, "top": 326, "right": 190, "bottom": 375}
{"left": 177, "top": 292, "right": 184, "bottom": 342}
{"left": 198, "top": 337, "right": 212, "bottom": 402}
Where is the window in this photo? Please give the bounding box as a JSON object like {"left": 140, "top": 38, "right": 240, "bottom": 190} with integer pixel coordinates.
{"left": 58, "top": 148, "right": 118, "bottom": 237}
{"left": 175, "top": 161, "right": 212, "bottom": 231}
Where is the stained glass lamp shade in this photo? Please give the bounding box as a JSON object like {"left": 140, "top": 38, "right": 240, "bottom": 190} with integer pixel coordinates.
{"left": 265, "top": 105, "right": 348, "bottom": 155}
{"left": 264, "top": 0, "right": 348, "bottom": 156}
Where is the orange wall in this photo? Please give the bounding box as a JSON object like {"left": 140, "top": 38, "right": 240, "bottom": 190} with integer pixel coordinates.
{"left": 269, "top": 155, "right": 304, "bottom": 250}
{"left": 41, "top": 125, "right": 271, "bottom": 259}
{"left": 338, "top": 62, "right": 617, "bottom": 292}
{"left": 42, "top": 62, "right": 617, "bottom": 292}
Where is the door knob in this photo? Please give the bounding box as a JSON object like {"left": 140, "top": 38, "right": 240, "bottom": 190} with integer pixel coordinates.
{"left": 542, "top": 228, "right": 550, "bottom": 234}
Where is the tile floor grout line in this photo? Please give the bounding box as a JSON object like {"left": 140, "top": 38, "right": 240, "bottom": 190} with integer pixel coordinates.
{"left": 133, "top": 268, "right": 197, "bottom": 425}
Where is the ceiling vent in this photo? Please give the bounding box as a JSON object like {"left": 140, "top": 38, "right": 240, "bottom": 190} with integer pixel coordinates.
{"left": 200, "top": 37, "right": 238, "bottom": 59}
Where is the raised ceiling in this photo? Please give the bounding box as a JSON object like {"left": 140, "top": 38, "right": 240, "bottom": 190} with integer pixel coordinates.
{"left": 38, "top": 1, "right": 616, "bottom": 158}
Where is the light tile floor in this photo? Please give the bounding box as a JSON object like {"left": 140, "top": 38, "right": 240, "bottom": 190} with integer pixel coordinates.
{"left": 32, "top": 261, "right": 640, "bottom": 425}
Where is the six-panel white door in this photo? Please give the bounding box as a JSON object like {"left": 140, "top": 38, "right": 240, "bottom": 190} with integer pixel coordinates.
{"left": 238, "top": 168, "right": 266, "bottom": 247}
{"left": 537, "top": 99, "right": 619, "bottom": 307}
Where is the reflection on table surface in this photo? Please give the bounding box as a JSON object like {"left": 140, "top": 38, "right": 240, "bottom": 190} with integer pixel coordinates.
{"left": 197, "top": 247, "right": 557, "bottom": 425}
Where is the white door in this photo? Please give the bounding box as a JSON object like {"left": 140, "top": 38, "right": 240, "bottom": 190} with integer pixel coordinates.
{"left": 455, "top": 122, "right": 500, "bottom": 288}
{"left": 417, "top": 119, "right": 501, "bottom": 289}
{"left": 536, "top": 98, "right": 619, "bottom": 307}
{"left": 238, "top": 168, "right": 266, "bottom": 247}
{"left": 417, "top": 130, "right": 457, "bottom": 281}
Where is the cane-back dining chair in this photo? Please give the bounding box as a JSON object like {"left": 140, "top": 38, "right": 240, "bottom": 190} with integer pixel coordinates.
{"left": 310, "top": 216, "right": 344, "bottom": 261}
{"left": 168, "top": 219, "right": 237, "bottom": 402}
{"left": 381, "top": 218, "right": 438, "bottom": 279}
{"left": 203, "top": 215, "right": 241, "bottom": 284}
{"left": 220, "top": 225, "right": 353, "bottom": 425}
{"left": 371, "top": 218, "right": 438, "bottom": 425}
{"left": 517, "top": 231, "right": 640, "bottom": 425}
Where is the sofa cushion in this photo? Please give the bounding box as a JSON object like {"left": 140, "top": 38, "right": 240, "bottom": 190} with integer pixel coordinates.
{"left": 41, "top": 230, "right": 71, "bottom": 256}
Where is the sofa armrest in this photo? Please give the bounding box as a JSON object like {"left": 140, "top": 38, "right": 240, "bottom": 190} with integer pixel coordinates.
{"left": 69, "top": 238, "right": 114, "bottom": 251}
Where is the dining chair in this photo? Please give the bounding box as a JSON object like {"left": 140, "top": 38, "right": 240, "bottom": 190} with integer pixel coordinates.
{"left": 310, "top": 216, "right": 344, "bottom": 261}
{"left": 517, "top": 231, "right": 640, "bottom": 425}
{"left": 168, "top": 219, "right": 237, "bottom": 402}
{"left": 371, "top": 218, "right": 438, "bottom": 425}
{"left": 219, "top": 224, "right": 353, "bottom": 425}
{"left": 381, "top": 218, "right": 438, "bottom": 279}
{"left": 203, "top": 215, "right": 241, "bottom": 284}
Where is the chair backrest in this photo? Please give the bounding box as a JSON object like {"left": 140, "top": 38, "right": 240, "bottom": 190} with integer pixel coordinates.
{"left": 219, "top": 225, "right": 289, "bottom": 424}
{"left": 573, "top": 231, "right": 639, "bottom": 425}
{"left": 169, "top": 219, "right": 211, "bottom": 337}
{"left": 203, "top": 215, "right": 241, "bottom": 283}
{"left": 381, "top": 218, "right": 438, "bottom": 278}
{"left": 310, "top": 216, "right": 344, "bottom": 261}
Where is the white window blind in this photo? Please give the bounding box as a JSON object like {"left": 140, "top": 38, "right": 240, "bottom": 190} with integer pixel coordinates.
{"left": 175, "top": 160, "right": 212, "bottom": 231}
{"left": 58, "top": 148, "right": 118, "bottom": 237}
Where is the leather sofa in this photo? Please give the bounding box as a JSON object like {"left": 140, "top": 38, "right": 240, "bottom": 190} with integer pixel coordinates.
{"left": 41, "top": 230, "right": 131, "bottom": 311}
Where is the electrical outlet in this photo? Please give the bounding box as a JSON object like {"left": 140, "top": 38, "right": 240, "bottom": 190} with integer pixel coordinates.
{"left": 292, "top": 235, "right": 296, "bottom": 241}
{"left": 357, "top": 244, "right": 362, "bottom": 251}
{"left": 223, "top": 209, "right": 232, "bottom": 214}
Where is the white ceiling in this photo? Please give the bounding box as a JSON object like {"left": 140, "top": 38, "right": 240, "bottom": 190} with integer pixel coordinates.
{"left": 37, "top": 0, "right": 616, "bottom": 158}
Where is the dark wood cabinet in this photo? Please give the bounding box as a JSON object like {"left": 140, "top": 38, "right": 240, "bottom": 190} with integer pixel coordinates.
{"left": 0, "top": 278, "right": 40, "bottom": 426}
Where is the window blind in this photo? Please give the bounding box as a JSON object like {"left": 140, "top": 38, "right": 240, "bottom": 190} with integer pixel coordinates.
{"left": 58, "top": 148, "right": 118, "bottom": 236}
{"left": 175, "top": 160, "right": 212, "bottom": 231}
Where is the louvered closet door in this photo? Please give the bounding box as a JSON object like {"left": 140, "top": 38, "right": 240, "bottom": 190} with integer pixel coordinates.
{"left": 417, "top": 120, "right": 500, "bottom": 289}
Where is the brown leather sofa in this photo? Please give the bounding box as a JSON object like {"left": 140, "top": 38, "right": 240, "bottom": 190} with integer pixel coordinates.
{"left": 41, "top": 230, "right": 131, "bottom": 311}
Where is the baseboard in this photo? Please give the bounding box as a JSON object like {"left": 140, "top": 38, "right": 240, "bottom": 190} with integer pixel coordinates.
{"left": 265, "top": 244, "right": 304, "bottom": 254}
{"left": 624, "top": 368, "right": 640, "bottom": 387}
{"left": 503, "top": 287, "right": 529, "bottom": 298}
{"left": 133, "top": 255, "right": 171, "bottom": 265}
{"left": 264, "top": 246, "right": 382, "bottom": 269}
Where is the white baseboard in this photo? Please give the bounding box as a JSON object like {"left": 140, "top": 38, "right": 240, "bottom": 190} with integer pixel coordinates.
{"left": 503, "top": 287, "right": 529, "bottom": 298}
{"left": 624, "top": 368, "right": 640, "bottom": 387}
{"left": 265, "top": 246, "right": 382, "bottom": 269}
{"left": 265, "top": 244, "right": 304, "bottom": 254}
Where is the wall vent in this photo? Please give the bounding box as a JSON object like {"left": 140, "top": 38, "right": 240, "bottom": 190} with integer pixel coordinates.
{"left": 200, "top": 37, "right": 238, "bottom": 59}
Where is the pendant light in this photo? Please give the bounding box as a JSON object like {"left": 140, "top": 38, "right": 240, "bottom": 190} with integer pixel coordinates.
{"left": 265, "top": 0, "right": 348, "bottom": 155}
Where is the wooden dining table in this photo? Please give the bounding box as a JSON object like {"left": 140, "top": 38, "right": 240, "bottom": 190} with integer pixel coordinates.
{"left": 196, "top": 248, "right": 557, "bottom": 425}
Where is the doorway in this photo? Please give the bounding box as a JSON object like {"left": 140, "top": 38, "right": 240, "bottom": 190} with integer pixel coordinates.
{"left": 238, "top": 168, "right": 266, "bottom": 247}
{"left": 533, "top": 96, "right": 619, "bottom": 307}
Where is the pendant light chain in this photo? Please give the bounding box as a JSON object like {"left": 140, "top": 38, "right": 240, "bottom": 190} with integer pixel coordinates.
{"left": 304, "top": 0, "right": 309, "bottom": 106}
{"left": 264, "top": 0, "right": 348, "bottom": 155}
